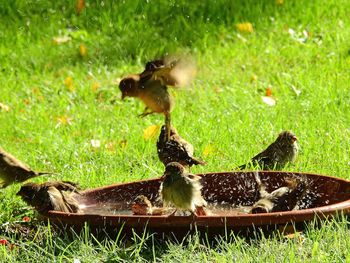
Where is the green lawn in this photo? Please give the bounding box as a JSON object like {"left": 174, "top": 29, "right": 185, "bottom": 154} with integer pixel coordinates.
{"left": 1, "top": 0, "right": 350, "bottom": 261}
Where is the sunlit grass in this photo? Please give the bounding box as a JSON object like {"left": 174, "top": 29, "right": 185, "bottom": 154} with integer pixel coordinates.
{"left": 0, "top": 0, "right": 350, "bottom": 261}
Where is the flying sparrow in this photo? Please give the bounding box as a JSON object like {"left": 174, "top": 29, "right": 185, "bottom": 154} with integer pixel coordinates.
{"left": 157, "top": 125, "right": 205, "bottom": 168}
{"left": 239, "top": 131, "right": 299, "bottom": 170}
{"left": 0, "top": 147, "right": 53, "bottom": 188}
{"left": 17, "top": 181, "right": 81, "bottom": 214}
{"left": 119, "top": 57, "right": 196, "bottom": 140}
{"left": 159, "top": 162, "right": 207, "bottom": 216}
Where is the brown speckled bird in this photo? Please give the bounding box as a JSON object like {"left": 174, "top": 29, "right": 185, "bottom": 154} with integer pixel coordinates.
{"left": 119, "top": 57, "right": 196, "bottom": 140}
{"left": 17, "top": 181, "right": 81, "bottom": 214}
{"left": 159, "top": 162, "right": 207, "bottom": 216}
{"left": 239, "top": 131, "right": 299, "bottom": 170}
{"left": 157, "top": 125, "right": 206, "bottom": 168}
{"left": 251, "top": 172, "right": 307, "bottom": 213}
{"left": 0, "top": 147, "right": 53, "bottom": 188}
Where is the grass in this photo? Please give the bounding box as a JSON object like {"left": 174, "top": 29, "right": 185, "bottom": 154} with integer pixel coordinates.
{"left": 0, "top": 0, "right": 350, "bottom": 261}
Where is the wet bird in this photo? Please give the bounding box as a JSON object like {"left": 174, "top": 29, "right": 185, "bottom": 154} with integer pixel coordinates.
{"left": 238, "top": 131, "right": 299, "bottom": 170}
{"left": 0, "top": 147, "right": 53, "bottom": 188}
{"left": 159, "top": 162, "right": 207, "bottom": 216}
{"left": 119, "top": 57, "right": 196, "bottom": 140}
{"left": 17, "top": 181, "right": 81, "bottom": 214}
{"left": 157, "top": 125, "right": 206, "bottom": 168}
{"left": 251, "top": 172, "right": 307, "bottom": 214}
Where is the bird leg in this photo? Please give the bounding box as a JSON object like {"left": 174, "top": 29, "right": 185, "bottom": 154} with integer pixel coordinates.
{"left": 138, "top": 107, "right": 155, "bottom": 118}
{"left": 165, "top": 113, "right": 171, "bottom": 141}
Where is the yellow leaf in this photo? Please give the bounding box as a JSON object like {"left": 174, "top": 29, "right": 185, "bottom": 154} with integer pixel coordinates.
{"left": 250, "top": 74, "right": 258, "bottom": 82}
{"left": 56, "top": 116, "right": 73, "bottom": 126}
{"left": 64, "top": 76, "right": 75, "bottom": 92}
{"left": 91, "top": 82, "right": 100, "bottom": 92}
{"left": 76, "top": 0, "right": 85, "bottom": 15}
{"left": 52, "top": 35, "right": 71, "bottom": 45}
{"left": 261, "top": 96, "right": 276, "bottom": 106}
{"left": 143, "top": 125, "right": 161, "bottom": 140}
{"left": 79, "top": 44, "right": 87, "bottom": 57}
{"left": 202, "top": 144, "right": 215, "bottom": 158}
{"left": 236, "top": 22, "right": 254, "bottom": 33}
{"left": 0, "top": 102, "right": 10, "bottom": 112}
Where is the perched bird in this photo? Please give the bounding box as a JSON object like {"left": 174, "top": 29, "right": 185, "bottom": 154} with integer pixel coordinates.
{"left": 159, "top": 162, "right": 207, "bottom": 216}
{"left": 119, "top": 57, "right": 196, "bottom": 140}
{"left": 251, "top": 172, "right": 307, "bottom": 214}
{"left": 238, "top": 131, "right": 299, "bottom": 170}
{"left": 0, "top": 147, "right": 53, "bottom": 188}
{"left": 17, "top": 181, "right": 81, "bottom": 214}
{"left": 157, "top": 125, "right": 205, "bottom": 168}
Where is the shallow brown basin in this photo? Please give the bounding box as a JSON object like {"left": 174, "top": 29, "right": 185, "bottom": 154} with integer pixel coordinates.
{"left": 46, "top": 171, "right": 350, "bottom": 237}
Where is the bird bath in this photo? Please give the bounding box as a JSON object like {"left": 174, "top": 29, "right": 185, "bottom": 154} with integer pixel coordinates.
{"left": 45, "top": 171, "right": 350, "bottom": 238}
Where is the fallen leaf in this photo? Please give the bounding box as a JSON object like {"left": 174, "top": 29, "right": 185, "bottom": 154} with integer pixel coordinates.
{"left": 236, "top": 22, "right": 254, "bottom": 33}
{"left": 91, "top": 82, "right": 100, "bottom": 92}
{"left": 23, "top": 98, "right": 30, "bottom": 105}
{"left": 90, "top": 139, "right": 101, "bottom": 149}
{"left": 76, "top": 0, "right": 85, "bottom": 15}
{"left": 250, "top": 74, "right": 258, "bottom": 82}
{"left": 56, "top": 116, "right": 73, "bottom": 126}
{"left": 79, "top": 44, "right": 87, "bottom": 57}
{"left": 105, "top": 141, "right": 116, "bottom": 152}
{"left": 266, "top": 87, "right": 272, "bottom": 96}
{"left": 143, "top": 125, "right": 161, "bottom": 140}
{"left": 52, "top": 35, "right": 71, "bottom": 45}
{"left": 64, "top": 76, "right": 75, "bottom": 92}
{"left": 261, "top": 96, "right": 276, "bottom": 106}
{"left": 22, "top": 216, "right": 31, "bottom": 222}
{"left": 202, "top": 144, "right": 216, "bottom": 158}
{"left": 0, "top": 102, "right": 10, "bottom": 112}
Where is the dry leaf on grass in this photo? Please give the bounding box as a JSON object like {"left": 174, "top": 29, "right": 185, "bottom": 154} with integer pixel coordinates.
{"left": 91, "top": 82, "right": 100, "bottom": 92}
{"left": 76, "top": 0, "right": 85, "bottom": 15}
{"left": 265, "top": 87, "right": 272, "bottom": 96}
{"left": 261, "top": 96, "right": 276, "bottom": 106}
{"left": 64, "top": 76, "right": 75, "bottom": 92}
{"left": 79, "top": 44, "right": 87, "bottom": 57}
{"left": 90, "top": 139, "right": 101, "bottom": 149}
{"left": 202, "top": 144, "right": 216, "bottom": 158}
{"left": 143, "top": 125, "right": 161, "bottom": 140}
{"left": 0, "top": 102, "right": 10, "bottom": 112}
{"left": 236, "top": 22, "right": 254, "bottom": 33}
{"left": 52, "top": 35, "right": 71, "bottom": 44}
{"left": 56, "top": 116, "right": 73, "bottom": 126}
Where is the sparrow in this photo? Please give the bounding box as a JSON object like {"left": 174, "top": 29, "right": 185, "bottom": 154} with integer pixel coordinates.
{"left": 159, "top": 162, "right": 207, "bottom": 216}
{"left": 251, "top": 172, "right": 307, "bottom": 214}
{"left": 131, "top": 195, "right": 173, "bottom": 215}
{"left": 119, "top": 57, "right": 196, "bottom": 140}
{"left": 157, "top": 125, "right": 205, "bottom": 168}
{"left": 17, "top": 181, "right": 81, "bottom": 214}
{"left": 0, "top": 147, "right": 53, "bottom": 188}
{"left": 238, "top": 131, "right": 299, "bottom": 170}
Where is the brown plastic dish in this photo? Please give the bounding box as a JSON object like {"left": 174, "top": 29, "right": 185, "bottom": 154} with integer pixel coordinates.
{"left": 46, "top": 171, "right": 350, "bottom": 238}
